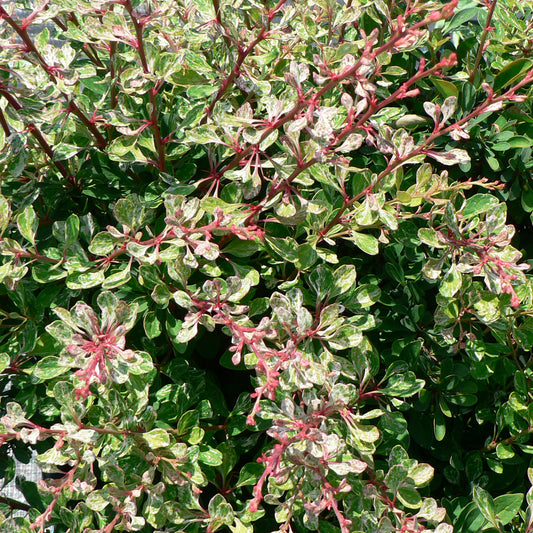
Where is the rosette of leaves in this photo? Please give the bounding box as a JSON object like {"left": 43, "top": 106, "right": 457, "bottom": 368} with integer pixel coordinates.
{"left": 43, "top": 291, "right": 151, "bottom": 398}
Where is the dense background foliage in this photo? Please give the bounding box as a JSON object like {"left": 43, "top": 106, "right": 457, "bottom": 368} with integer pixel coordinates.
{"left": 1, "top": 0, "right": 533, "bottom": 531}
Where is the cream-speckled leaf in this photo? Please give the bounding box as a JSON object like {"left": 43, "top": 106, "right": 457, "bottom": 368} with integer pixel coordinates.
{"left": 143, "top": 428, "right": 171, "bottom": 449}
{"left": 439, "top": 264, "right": 462, "bottom": 297}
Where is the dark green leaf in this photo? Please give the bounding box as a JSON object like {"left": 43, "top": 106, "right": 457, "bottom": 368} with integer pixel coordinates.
{"left": 494, "top": 59, "right": 533, "bottom": 92}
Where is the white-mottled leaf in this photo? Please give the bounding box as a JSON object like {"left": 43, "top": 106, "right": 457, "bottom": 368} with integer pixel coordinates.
{"left": 419, "top": 228, "right": 446, "bottom": 248}
{"left": 332, "top": 264, "right": 357, "bottom": 296}
{"left": 143, "top": 428, "right": 171, "bottom": 449}
{"left": 426, "top": 149, "right": 470, "bottom": 166}
{"left": 0, "top": 195, "right": 11, "bottom": 236}
{"left": 434, "top": 524, "right": 453, "bottom": 533}
{"left": 86, "top": 490, "right": 110, "bottom": 512}
{"left": 351, "top": 231, "right": 379, "bottom": 255}
{"left": 423, "top": 258, "right": 443, "bottom": 280}
{"left": 439, "top": 264, "right": 462, "bottom": 297}
{"left": 423, "top": 101, "right": 439, "bottom": 123}
{"left": 441, "top": 96, "right": 457, "bottom": 122}
{"left": 17, "top": 206, "right": 37, "bottom": 245}
{"left": 409, "top": 463, "right": 434, "bottom": 486}
{"left": 329, "top": 458, "right": 367, "bottom": 475}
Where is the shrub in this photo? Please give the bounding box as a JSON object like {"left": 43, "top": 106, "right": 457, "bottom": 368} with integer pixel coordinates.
{"left": 1, "top": 0, "right": 533, "bottom": 531}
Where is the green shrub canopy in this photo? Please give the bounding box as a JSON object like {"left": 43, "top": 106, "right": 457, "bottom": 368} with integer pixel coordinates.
{"left": 1, "top": 0, "right": 533, "bottom": 532}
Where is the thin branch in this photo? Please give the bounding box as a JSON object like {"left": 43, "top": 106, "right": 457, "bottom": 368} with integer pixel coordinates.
{"left": 481, "top": 426, "right": 533, "bottom": 453}
{"left": 469, "top": 0, "right": 498, "bottom": 83}
{"left": 64, "top": 13, "right": 106, "bottom": 68}
{"left": 205, "top": 26, "right": 268, "bottom": 118}
{"left": 205, "top": 0, "right": 287, "bottom": 118}
{"left": 124, "top": 1, "right": 166, "bottom": 171}
{"left": 27, "top": 126, "right": 75, "bottom": 185}
{"left": 0, "top": 107, "right": 10, "bottom": 137}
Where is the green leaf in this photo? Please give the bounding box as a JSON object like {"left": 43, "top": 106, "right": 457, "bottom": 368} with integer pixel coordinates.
{"left": 17, "top": 205, "right": 38, "bottom": 245}
{"left": 199, "top": 445, "right": 224, "bottom": 466}
{"left": 447, "top": 392, "right": 477, "bottom": 407}
{"left": 145, "top": 491, "right": 166, "bottom": 528}
{"left": 440, "top": 264, "right": 462, "bottom": 298}
{"left": 207, "top": 494, "right": 234, "bottom": 532}
{"left": 143, "top": 428, "right": 171, "bottom": 449}
{"left": 494, "top": 58, "right": 533, "bottom": 92}
{"left": 473, "top": 292, "right": 500, "bottom": 323}
{"left": 494, "top": 493, "right": 524, "bottom": 525}
{"left": 66, "top": 269, "right": 105, "bottom": 289}
{"left": 385, "top": 464, "right": 408, "bottom": 493}
{"left": 229, "top": 518, "right": 253, "bottom": 533}
{"left": 102, "top": 264, "right": 131, "bottom": 289}
{"left": 222, "top": 239, "right": 260, "bottom": 257}
{"left": 397, "top": 486, "right": 422, "bottom": 509}
{"left": 462, "top": 194, "right": 500, "bottom": 218}
{"left": 484, "top": 155, "right": 499, "bottom": 172}
{"left": 508, "top": 135, "right": 532, "bottom": 148}
{"left": 17, "top": 479, "right": 45, "bottom": 512}
{"left": 382, "top": 372, "right": 425, "bottom": 398}
{"left": 187, "top": 84, "right": 219, "bottom": 99}
{"left": 521, "top": 189, "right": 533, "bottom": 213}
{"left": 33, "top": 356, "right": 68, "bottom": 380}
{"left": 64, "top": 214, "right": 80, "bottom": 247}
{"left": 473, "top": 486, "right": 496, "bottom": 524}
{"left": 443, "top": 6, "right": 481, "bottom": 32}
{"left": 492, "top": 141, "right": 510, "bottom": 151}
{"left": 0, "top": 352, "right": 9, "bottom": 373}
{"left": 409, "top": 464, "right": 434, "bottom": 487}
{"left": 418, "top": 228, "right": 445, "bottom": 248}
{"left": 114, "top": 198, "right": 136, "bottom": 228}
{"left": 308, "top": 266, "right": 334, "bottom": 300}
{"left": 185, "top": 125, "right": 222, "bottom": 144}
{"left": 331, "top": 264, "right": 357, "bottom": 297}
{"left": 351, "top": 421, "right": 380, "bottom": 443}
{"left": 236, "top": 463, "right": 265, "bottom": 487}
{"left": 351, "top": 284, "right": 381, "bottom": 307}
{"left": 265, "top": 236, "right": 298, "bottom": 262}
{"left": 86, "top": 490, "right": 110, "bottom": 512}
{"left": 495, "top": 442, "right": 515, "bottom": 459}
{"left": 455, "top": 502, "right": 488, "bottom": 533}
{"left": 397, "top": 191, "right": 412, "bottom": 204}
{"left": 486, "top": 203, "right": 507, "bottom": 234}
{"left": 430, "top": 77, "right": 459, "bottom": 98}
{"left": 144, "top": 311, "right": 162, "bottom": 339}
{"left": 351, "top": 231, "right": 379, "bottom": 255}
{"left": 296, "top": 243, "right": 318, "bottom": 270}
{"left": 178, "top": 410, "right": 200, "bottom": 436}
{"left": 89, "top": 232, "right": 118, "bottom": 255}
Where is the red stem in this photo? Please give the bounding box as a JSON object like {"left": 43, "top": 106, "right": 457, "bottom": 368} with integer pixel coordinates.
{"left": 469, "top": 0, "right": 498, "bottom": 83}
{"left": 205, "top": 26, "right": 268, "bottom": 118}
{"left": 124, "top": 1, "right": 166, "bottom": 171}
{"left": 0, "top": 107, "right": 10, "bottom": 137}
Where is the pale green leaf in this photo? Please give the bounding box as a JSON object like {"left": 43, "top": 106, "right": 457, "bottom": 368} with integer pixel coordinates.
{"left": 143, "top": 428, "right": 171, "bottom": 449}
